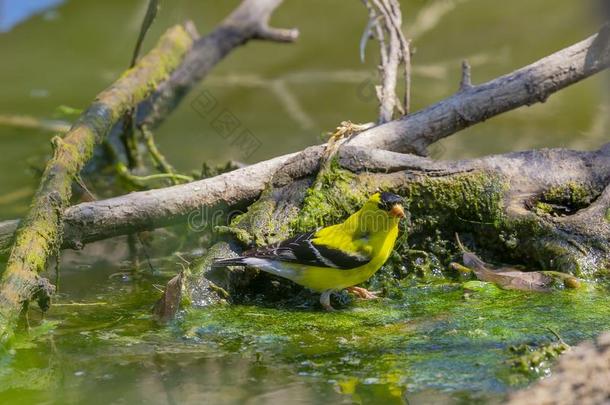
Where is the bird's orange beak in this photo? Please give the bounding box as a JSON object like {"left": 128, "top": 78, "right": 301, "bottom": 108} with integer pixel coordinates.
{"left": 389, "top": 204, "right": 406, "bottom": 219}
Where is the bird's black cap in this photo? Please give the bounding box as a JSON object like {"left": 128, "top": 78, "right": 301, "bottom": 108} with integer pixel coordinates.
{"left": 378, "top": 192, "right": 404, "bottom": 210}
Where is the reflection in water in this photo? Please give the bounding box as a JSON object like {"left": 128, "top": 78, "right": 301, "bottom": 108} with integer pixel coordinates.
{"left": 0, "top": 0, "right": 64, "bottom": 32}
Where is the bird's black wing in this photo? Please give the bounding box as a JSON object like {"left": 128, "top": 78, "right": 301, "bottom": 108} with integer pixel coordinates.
{"left": 241, "top": 231, "right": 371, "bottom": 270}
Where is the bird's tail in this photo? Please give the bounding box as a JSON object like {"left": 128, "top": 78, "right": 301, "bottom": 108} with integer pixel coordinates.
{"left": 211, "top": 257, "right": 248, "bottom": 268}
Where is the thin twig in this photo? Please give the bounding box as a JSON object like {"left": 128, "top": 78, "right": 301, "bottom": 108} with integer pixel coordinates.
{"left": 140, "top": 125, "right": 180, "bottom": 184}
{"left": 459, "top": 59, "right": 473, "bottom": 91}
{"left": 130, "top": 0, "right": 160, "bottom": 68}
{"left": 361, "top": 0, "right": 412, "bottom": 122}
{"left": 116, "top": 162, "right": 192, "bottom": 187}
{"left": 0, "top": 115, "right": 70, "bottom": 133}
{"left": 122, "top": 0, "right": 161, "bottom": 169}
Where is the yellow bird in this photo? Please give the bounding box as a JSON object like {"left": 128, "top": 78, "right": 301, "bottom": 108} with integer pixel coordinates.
{"left": 212, "top": 192, "right": 406, "bottom": 310}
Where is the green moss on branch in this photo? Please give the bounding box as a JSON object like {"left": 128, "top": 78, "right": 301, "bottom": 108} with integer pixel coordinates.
{"left": 0, "top": 25, "right": 194, "bottom": 346}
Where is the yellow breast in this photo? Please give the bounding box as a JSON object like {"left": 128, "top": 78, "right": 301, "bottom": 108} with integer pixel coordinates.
{"left": 294, "top": 224, "right": 399, "bottom": 292}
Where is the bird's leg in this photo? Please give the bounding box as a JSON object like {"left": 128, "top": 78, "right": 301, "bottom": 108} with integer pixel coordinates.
{"left": 346, "top": 286, "right": 378, "bottom": 300}
{"left": 320, "top": 290, "right": 335, "bottom": 311}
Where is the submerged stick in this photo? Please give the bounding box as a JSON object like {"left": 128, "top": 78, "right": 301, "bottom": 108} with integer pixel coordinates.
{"left": 0, "top": 114, "right": 70, "bottom": 133}
{"left": 0, "top": 25, "right": 195, "bottom": 344}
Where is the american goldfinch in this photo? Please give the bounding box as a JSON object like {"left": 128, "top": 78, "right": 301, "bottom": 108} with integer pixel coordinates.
{"left": 213, "top": 192, "right": 406, "bottom": 310}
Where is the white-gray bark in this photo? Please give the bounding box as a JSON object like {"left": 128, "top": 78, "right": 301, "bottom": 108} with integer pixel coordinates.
{"left": 347, "top": 25, "right": 610, "bottom": 155}
{"left": 0, "top": 26, "right": 609, "bottom": 255}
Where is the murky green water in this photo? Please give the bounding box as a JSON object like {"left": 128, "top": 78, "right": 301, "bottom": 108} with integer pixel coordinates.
{"left": 2, "top": 262, "right": 609, "bottom": 404}
{"left": 0, "top": 0, "right": 608, "bottom": 404}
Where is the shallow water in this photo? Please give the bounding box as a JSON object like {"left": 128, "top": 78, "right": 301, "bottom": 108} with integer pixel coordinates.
{"left": 1, "top": 259, "right": 609, "bottom": 404}
{"left": 0, "top": 0, "right": 609, "bottom": 404}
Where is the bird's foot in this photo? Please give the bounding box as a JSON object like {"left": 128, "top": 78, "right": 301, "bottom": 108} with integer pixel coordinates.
{"left": 320, "top": 290, "right": 336, "bottom": 311}
{"left": 346, "top": 286, "right": 378, "bottom": 300}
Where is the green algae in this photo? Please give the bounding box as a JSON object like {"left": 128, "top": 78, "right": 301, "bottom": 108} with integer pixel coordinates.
{"left": 534, "top": 201, "right": 554, "bottom": 216}
{"left": 507, "top": 338, "right": 569, "bottom": 378}
{"left": 378, "top": 172, "right": 510, "bottom": 277}
{"left": 291, "top": 162, "right": 364, "bottom": 233}
{"left": 1, "top": 263, "right": 609, "bottom": 404}
{"left": 223, "top": 187, "right": 277, "bottom": 246}
{"left": 382, "top": 172, "right": 604, "bottom": 276}
{"left": 225, "top": 161, "right": 368, "bottom": 249}
{"left": 538, "top": 181, "right": 598, "bottom": 215}
{"left": 3, "top": 159, "right": 609, "bottom": 404}
{"left": 184, "top": 284, "right": 610, "bottom": 392}
{"left": 178, "top": 280, "right": 610, "bottom": 401}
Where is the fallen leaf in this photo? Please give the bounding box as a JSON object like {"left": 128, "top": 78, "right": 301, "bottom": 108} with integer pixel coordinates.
{"left": 454, "top": 233, "right": 577, "bottom": 292}
{"left": 152, "top": 271, "right": 183, "bottom": 323}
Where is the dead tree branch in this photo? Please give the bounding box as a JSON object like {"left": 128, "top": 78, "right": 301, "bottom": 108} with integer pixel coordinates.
{"left": 459, "top": 60, "right": 473, "bottom": 91}
{"left": 348, "top": 24, "right": 610, "bottom": 155}
{"left": 135, "top": 0, "right": 298, "bottom": 130}
{"left": 362, "top": 0, "right": 411, "bottom": 121}
{"left": 94, "top": 0, "right": 298, "bottom": 173}
{"left": 0, "top": 0, "right": 298, "bottom": 344}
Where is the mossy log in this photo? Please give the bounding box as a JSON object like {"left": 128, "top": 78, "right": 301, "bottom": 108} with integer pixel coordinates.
{"left": 0, "top": 25, "right": 195, "bottom": 344}
{"left": 181, "top": 144, "right": 610, "bottom": 310}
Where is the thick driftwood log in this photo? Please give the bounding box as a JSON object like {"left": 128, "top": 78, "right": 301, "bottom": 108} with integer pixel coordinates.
{"left": 0, "top": 26, "right": 195, "bottom": 343}
{"left": 182, "top": 143, "right": 610, "bottom": 309}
